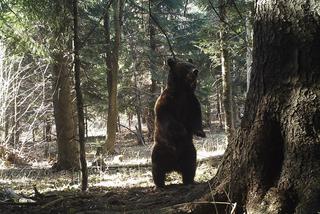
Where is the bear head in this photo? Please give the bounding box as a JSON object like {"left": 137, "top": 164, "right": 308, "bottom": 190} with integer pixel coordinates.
{"left": 167, "top": 58, "right": 199, "bottom": 92}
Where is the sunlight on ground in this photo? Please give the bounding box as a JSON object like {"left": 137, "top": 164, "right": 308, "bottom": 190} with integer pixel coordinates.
{"left": 92, "top": 170, "right": 153, "bottom": 188}
{"left": 197, "top": 149, "right": 225, "bottom": 159}
{"left": 30, "top": 161, "right": 52, "bottom": 169}
{"left": 91, "top": 162, "right": 218, "bottom": 188}
{"left": 0, "top": 177, "right": 33, "bottom": 184}
{"left": 0, "top": 132, "right": 226, "bottom": 196}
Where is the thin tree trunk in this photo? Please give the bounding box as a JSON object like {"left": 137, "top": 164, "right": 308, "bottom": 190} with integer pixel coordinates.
{"left": 117, "top": 115, "right": 121, "bottom": 133}
{"left": 127, "top": 27, "right": 145, "bottom": 145}
{"left": 147, "top": 6, "right": 157, "bottom": 140}
{"left": 219, "top": 0, "right": 235, "bottom": 142}
{"left": 104, "top": 1, "right": 113, "bottom": 153}
{"left": 104, "top": 0, "right": 124, "bottom": 154}
{"left": 32, "top": 128, "right": 36, "bottom": 142}
{"left": 216, "top": 86, "right": 223, "bottom": 129}
{"left": 128, "top": 112, "right": 132, "bottom": 129}
{"left": 231, "top": 59, "right": 240, "bottom": 127}
{"left": 43, "top": 118, "right": 51, "bottom": 158}
{"left": 73, "top": 0, "right": 88, "bottom": 191}
{"left": 4, "top": 110, "right": 9, "bottom": 142}
{"left": 133, "top": 61, "right": 144, "bottom": 145}
{"left": 204, "top": 97, "right": 210, "bottom": 127}
{"left": 45, "top": 119, "right": 51, "bottom": 142}
{"left": 12, "top": 80, "right": 20, "bottom": 148}
{"left": 84, "top": 106, "right": 88, "bottom": 138}
{"left": 43, "top": 77, "right": 52, "bottom": 144}
{"left": 245, "top": 5, "right": 253, "bottom": 93}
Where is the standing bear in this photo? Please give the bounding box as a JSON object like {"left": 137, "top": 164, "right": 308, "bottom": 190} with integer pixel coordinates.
{"left": 151, "top": 58, "right": 205, "bottom": 188}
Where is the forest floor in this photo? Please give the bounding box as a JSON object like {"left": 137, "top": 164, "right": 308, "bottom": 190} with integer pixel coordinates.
{"left": 0, "top": 129, "right": 226, "bottom": 213}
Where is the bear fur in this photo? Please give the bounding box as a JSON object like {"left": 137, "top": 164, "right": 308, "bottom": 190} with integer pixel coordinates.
{"left": 151, "top": 58, "right": 205, "bottom": 188}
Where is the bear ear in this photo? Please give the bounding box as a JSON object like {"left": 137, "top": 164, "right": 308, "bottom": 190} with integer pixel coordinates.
{"left": 167, "top": 58, "right": 176, "bottom": 68}
{"left": 187, "top": 59, "right": 193, "bottom": 64}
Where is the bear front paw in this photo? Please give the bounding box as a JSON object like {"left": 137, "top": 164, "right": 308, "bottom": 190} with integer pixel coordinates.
{"left": 194, "top": 130, "right": 206, "bottom": 138}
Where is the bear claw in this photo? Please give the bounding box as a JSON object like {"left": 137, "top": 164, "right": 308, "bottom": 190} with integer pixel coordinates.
{"left": 195, "top": 130, "right": 206, "bottom": 138}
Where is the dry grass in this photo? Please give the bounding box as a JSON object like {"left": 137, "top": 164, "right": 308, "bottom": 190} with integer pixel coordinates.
{"left": 0, "top": 129, "right": 226, "bottom": 213}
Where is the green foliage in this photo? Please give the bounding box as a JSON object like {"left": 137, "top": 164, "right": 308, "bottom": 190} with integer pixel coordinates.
{"left": 0, "top": 0, "right": 253, "bottom": 128}
{"left": 0, "top": 1, "right": 47, "bottom": 57}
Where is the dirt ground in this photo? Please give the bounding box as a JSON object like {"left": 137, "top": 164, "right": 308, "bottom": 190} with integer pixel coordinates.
{"left": 0, "top": 183, "right": 213, "bottom": 213}
{"left": 0, "top": 130, "right": 226, "bottom": 213}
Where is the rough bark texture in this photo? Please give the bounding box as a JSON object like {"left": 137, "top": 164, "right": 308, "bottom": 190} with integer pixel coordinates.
{"left": 48, "top": 0, "right": 79, "bottom": 171}
{"left": 196, "top": 1, "right": 320, "bottom": 213}
{"left": 52, "top": 52, "right": 80, "bottom": 170}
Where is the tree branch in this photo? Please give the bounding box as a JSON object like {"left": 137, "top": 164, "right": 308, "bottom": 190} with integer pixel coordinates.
{"left": 127, "top": 0, "right": 176, "bottom": 60}
{"left": 230, "top": 0, "right": 244, "bottom": 22}
{"left": 207, "top": 0, "right": 246, "bottom": 42}
{"left": 79, "top": 0, "right": 113, "bottom": 49}
{"left": 148, "top": 0, "right": 176, "bottom": 59}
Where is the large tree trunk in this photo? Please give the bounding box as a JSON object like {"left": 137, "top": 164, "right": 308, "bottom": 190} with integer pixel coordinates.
{"left": 194, "top": 1, "right": 320, "bottom": 213}
{"left": 52, "top": 52, "right": 80, "bottom": 170}
{"left": 48, "top": 0, "right": 79, "bottom": 171}
{"left": 219, "top": 0, "right": 235, "bottom": 142}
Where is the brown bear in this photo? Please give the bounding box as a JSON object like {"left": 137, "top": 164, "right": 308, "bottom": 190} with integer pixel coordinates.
{"left": 151, "top": 58, "right": 205, "bottom": 188}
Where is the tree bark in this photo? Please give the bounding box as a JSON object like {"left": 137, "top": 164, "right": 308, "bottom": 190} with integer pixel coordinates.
{"left": 245, "top": 3, "right": 253, "bottom": 94}
{"left": 4, "top": 109, "right": 10, "bottom": 142}
{"left": 43, "top": 118, "right": 52, "bottom": 158}
{"left": 73, "top": 0, "right": 88, "bottom": 191}
{"left": 194, "top": 1, "right": 320, "bottom": 213}
{"left": 147, "top": 5, "right": 158, "bottom": 140}
{"left": 216, "top": 85, "right": 223, "bottom": 130}
{"left": 219, "top": 0, "right": 235, "bottom": 142}
{"left": 204, "top": 97, "right": 211, "bottom": 127}
{"left": 132, "top": 54, "right": 144, "bottom": 145}
{"left": 11, "top": 78, "right": 20, "bottom": 148}
{"left": 52, "top": 52, "right": 80, "bottom": 170}
{"left": 103, "top": 0, "right": 113, "bottom": 153}
{"left": 49, "top": 0, "right": 79, "bottom": 171}
{"left": 104, "top": 0, "right": 124, "bottom": 154}
{"left": 43, "top": 118, "right": 52, "bottom": 142}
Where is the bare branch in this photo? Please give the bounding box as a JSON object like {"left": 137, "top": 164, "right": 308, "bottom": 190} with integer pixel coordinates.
{"left": 79, "top": 0, "right": 113, "bottom": 49}
{"left": 207, "top": 0, "right": 246, "bottom": 42}
{"left": 148, "top": 0, "right": 176, "bottom": 60}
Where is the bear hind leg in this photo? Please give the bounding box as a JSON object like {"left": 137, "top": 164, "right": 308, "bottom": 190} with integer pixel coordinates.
{"left": 152, "top": 165, "right": 166, "bottom": 188}
{"left": 181, "top": 165, "right": 196, "bottom": 185}
{"left": 180, "top": 146, "right": 196, "bottom": 185}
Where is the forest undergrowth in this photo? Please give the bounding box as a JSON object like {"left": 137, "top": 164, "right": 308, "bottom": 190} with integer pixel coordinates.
{"left": 0, "top": 129, "right": 226, "bottom": 213}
